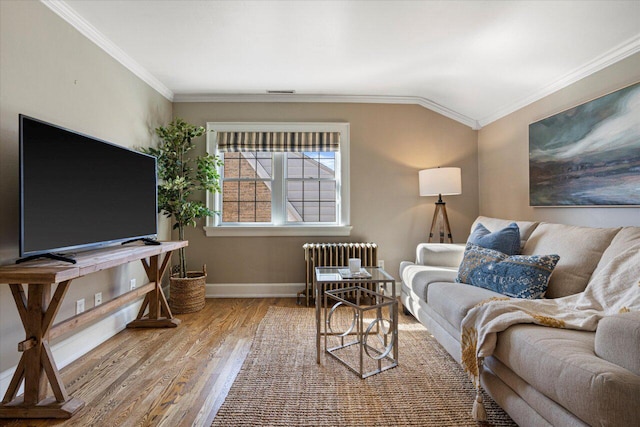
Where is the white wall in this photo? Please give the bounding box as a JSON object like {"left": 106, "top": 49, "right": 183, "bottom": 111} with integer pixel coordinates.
{"left": 478, "top": 53, "right": 640, "bottom": 227}
{"left": 0, "top": 1, "right": 172, "bottom": 395}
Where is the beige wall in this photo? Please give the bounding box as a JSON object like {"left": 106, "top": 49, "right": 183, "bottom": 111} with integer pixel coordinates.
{"left": 0, "top": 1, "right": 172, "bottom": 376}
{"left": 478, "top": 53, "right": 640, "bottom": 227}
{"left": 173, "top": 102, "right": 479, "bottom": 284}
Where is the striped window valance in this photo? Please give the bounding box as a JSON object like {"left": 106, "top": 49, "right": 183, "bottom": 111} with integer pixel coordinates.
{"left": 216, "top": 131, "right": 340, "bottom": 152}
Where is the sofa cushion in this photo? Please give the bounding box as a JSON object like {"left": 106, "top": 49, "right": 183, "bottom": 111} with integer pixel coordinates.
{"left": 494, "top": 324, "right": 640, "bottom": 427}
{"left": 456, "top": 243, "right": 559, "bottom": 299}
{"left": 521, "top": 223, "right": 619, "bottom": 298}
{"left": 591, "top": 226, "right": 640, "bottom": 280}
{"left": 595, "top": 312, "right": 640, "bottom": 376}
{"left": 471, "top": 216, "right": 539, "bottom": 249}
{"left": 483, "top": 357, "right": 585, "bottom": 427}
{"left": 402, "top": 283, "right": 463, "bottom": 343}
{"left": 427, "top": 282, "right": 503, "bottom": 332}
{"left": 468, "top": 222, "right": 521, "bottom": 255}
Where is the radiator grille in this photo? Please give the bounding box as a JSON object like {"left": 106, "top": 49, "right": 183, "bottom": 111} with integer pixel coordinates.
{"left": 300, "top": 243, "right": 378, "bottom": 306}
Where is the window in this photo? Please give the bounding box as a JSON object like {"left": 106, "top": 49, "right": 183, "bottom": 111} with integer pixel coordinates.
{"left": 205, "top": 123, "right": 350, "bottom": 237}
{"left": 286, "top": 152, "right": 337, "bottom": 223}
{"left": 221, "top": 152, "right": 273, "bottom": 223}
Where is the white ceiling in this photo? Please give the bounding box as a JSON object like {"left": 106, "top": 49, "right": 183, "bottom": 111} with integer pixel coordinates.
{"left": 47, "top": 1, "right": 639, "bottom": 129}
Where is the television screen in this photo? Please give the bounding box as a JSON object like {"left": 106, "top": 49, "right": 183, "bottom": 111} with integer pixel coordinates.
{"left": 19, "top": 115, "right": 158, "bottom": 258}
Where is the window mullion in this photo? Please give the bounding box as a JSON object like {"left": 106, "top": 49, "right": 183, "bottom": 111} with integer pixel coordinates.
{"left": 272, "top": 153, "right": 285, "bottom": 225}
{"left": 334, "top": 153, "right": 341, "bottom": 224}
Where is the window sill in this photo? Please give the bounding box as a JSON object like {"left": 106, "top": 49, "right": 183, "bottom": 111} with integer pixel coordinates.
{"left": 203, "top": 225, "right": 352, "bottom": 237}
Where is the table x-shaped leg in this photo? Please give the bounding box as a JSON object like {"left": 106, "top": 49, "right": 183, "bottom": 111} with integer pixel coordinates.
{"left": 0, "top": 282, "right": 85, "bottom": 418}
{"left": 127, "top": 251, "right": 180, "bottom": 328}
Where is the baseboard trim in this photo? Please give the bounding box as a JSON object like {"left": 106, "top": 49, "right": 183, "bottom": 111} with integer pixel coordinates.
{"left": 0, "top": 300, "right": 140, "bottom": 398}
{"left": 206, "top": 282, "right": 304, "bottom": 298}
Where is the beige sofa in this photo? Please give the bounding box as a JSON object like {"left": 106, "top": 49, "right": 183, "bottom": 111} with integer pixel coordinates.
{"left": 400, "top": 216, "right": 640, "bottom": 427}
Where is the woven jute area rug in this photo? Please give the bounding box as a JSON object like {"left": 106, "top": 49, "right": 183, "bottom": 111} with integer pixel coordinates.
{"left": 212, "top": 306, "right": 515, "bottom": 426}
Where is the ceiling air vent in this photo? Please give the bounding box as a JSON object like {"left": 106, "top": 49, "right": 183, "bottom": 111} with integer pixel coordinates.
{"left": 266, "top": 90, "right": 296, "bottom": 94}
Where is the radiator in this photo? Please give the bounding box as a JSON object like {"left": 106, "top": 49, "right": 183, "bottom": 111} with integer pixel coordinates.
{"left": 300, "top": 242, "right": 378, "bottom": 306}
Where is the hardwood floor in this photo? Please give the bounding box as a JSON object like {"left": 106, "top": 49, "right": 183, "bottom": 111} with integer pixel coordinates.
{"left": 0, "top": 298, "right": 303, "bottom": 427}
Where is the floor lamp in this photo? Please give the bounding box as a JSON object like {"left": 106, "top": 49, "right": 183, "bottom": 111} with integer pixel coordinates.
{"left": 419, "top": 167, "right": 462, "bottom": 243}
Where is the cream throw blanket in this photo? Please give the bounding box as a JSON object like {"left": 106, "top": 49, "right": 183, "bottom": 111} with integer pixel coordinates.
{"left": 460, "top": 244, "right": 640, "bottom": 421}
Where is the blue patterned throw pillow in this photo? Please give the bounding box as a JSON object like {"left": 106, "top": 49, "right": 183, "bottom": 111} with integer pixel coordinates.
{"left": 467, "top": 222, "right": 521, "bottom": 255}
{"left": 456, "top": 243, "right": 560, "bottom": 299}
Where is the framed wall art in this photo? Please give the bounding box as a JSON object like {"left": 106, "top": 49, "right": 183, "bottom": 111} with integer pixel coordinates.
{"left": 529, "top": 81, "right": 640, "bottom": 206}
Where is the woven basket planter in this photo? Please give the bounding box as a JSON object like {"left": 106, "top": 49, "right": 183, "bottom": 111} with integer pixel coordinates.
{"left": 169, "top": 267, "right": 206, "bottom": 314}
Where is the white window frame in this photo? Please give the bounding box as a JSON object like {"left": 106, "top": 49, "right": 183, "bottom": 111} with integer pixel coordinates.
{"left": 204, "top": 122, "right": 351, "bottom": 237}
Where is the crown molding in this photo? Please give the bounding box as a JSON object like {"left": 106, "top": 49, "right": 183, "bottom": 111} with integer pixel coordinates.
{"left": 173, "top": 93, "right": 481, "bottom": 130}
{"left": 38, "top": 0, "right": 639, "bottom": 132}
{"left": 40, "top": 0, "right": 174, "bottom": 101}
{"left": 478, "top": 33, "right": 640, "bottom": 128}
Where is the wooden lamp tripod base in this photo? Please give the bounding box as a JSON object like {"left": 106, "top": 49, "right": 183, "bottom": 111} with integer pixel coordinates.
{"left": 428, "top": 195, "right": 453, "bottom": 243}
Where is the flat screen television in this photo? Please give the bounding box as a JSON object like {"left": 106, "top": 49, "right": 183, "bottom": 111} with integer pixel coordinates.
{"left": 19, "top": 114, "right": 158, "bottom": 262}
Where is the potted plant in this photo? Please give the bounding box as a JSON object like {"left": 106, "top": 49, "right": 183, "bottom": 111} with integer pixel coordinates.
{"left": 142, "top": 118, "right": 223, "bottom": 313}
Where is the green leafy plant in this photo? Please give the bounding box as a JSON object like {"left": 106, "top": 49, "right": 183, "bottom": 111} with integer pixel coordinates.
{"left": 142, "top": 118, "right": 223, "bottom": 278}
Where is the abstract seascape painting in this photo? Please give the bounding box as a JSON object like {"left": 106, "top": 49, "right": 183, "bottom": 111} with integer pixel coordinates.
{"left": 529, "top": 82, "right": 640, "bottom": 206}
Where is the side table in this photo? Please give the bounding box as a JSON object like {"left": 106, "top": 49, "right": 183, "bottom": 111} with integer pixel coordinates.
{"left": 314, "top": 266, "right": 398, "bottom": 376}
{"left": 324, "top": 285, "right": 398, "bottom": 378}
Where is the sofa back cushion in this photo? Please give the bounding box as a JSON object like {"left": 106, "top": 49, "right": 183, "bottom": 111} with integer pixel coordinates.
{"left": 470, "top": 216, "right": 538, "bottom": 250}
{"left": 522, "top": 223, "right": 619, "bottom": 298}
{"left": 590, "top": 227, "right": 640, "bottom": 281}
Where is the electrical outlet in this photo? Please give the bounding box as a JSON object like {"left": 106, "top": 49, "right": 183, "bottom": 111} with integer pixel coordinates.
{"left": 377, "top": 260, "right": 385, "bottom": 270}
{"left": 76, "top": 299, "right": 85, "bottom": 314}
{"left": 94, "top": 292, "right": 102, "bottom": 306}
{"left": 130, "top": 278, "right": 136, "bottom": 290}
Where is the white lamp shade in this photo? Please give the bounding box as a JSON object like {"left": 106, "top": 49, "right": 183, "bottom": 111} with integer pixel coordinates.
{"left": 419, "top": 167, "right": 462, "bottom": 196}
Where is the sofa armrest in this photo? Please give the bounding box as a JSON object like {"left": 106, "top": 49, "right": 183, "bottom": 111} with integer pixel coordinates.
{"left": 400, "top": 263, "right": 459, "bottom": 303}
{"left": 416, "top": 243, "right": 466, "bottom": 267}
{"left": 595, "top": 311, "right": 640, "bottom": 375}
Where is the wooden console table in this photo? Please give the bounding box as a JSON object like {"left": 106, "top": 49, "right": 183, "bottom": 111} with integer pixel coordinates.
{"left": 0, "top": 241, "right": 187, "bottom": 419}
